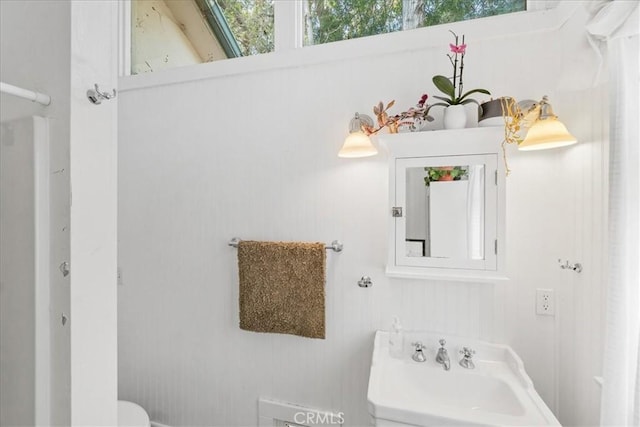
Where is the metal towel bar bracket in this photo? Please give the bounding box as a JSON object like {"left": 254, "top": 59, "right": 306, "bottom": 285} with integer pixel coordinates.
{"left": 558, "top": 258, "right": 582, "bottom": 273}
{"left": 228, "top": 237, "right": 343, "bottom": 253}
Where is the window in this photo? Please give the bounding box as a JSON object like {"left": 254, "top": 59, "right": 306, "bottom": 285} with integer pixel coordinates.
{"left": 219, "top": 0, "right": 274, "bottom": 55}
{"left": 131, "top": 0, "right": 274, "bottom": 75}
{"left": 128, "top": 0, "right": 525, "bottom": 75}
{"left": 305, "top": 0, "right": 526, "bottom": 46}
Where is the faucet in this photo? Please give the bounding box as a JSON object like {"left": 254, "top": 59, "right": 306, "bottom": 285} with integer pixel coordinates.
{"left": 459, "top": 347, "right": 476, "bottom": 369}
{"left": 435, "top": 339, "right": 451, "bottom": 370}
{"left": 411, "top": 342, "right": 427, "bottom": 363}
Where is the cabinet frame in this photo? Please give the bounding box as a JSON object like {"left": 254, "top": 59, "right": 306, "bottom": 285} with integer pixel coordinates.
{"left": 378, "top": 127, "right": 508, "bottom": 283}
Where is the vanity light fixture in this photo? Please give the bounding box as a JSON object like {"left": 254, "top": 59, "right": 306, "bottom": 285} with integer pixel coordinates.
{"left": 338, "top": 113, "right": 378, "bottom": 158}
{"left": 518, "top": 96, "right": 577, "bottom": 151}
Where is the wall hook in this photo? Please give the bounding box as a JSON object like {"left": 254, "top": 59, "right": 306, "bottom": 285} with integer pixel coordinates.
{"left": 358, "top": 276, "right": 373, "bottom": 288}
{"left": 87, "top": 84, "right": 116, "bottom": 105}
{"left": 59, "top": 261, "right": 70, "bottom": 277}
{"left": 558, "top": 259, "right": 582, "bottom": 273}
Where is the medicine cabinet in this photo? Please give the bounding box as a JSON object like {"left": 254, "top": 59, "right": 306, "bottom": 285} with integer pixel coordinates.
{"left": 378, "top": 127, "right": 507, "bottom": 282}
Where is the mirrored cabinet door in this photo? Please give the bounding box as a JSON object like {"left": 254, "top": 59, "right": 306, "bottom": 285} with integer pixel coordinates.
{"left": 394, "top": 154, "right": 497, "bottom": 271}
{"left": 380, "top": 127, "right": 507, "bottom": 283}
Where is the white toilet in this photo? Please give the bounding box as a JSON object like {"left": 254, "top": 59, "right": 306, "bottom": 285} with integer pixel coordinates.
{"left": 118, "top": 400, "right": 151, "bottom": 427}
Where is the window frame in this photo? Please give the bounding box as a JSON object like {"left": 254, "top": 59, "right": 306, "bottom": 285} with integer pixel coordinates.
{"left": 194, "top": 0, "right": 244, "bottom": 58}
{"left": 118, "top": 0, "right": 572, "bottom": 91}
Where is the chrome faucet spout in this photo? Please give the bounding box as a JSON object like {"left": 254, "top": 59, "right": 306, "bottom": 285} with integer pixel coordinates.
{"left": 435, "top": 339, "right": 451, "bottom": 371}
{"left": 436, "top": 348, "right": 450, "bottom": 370}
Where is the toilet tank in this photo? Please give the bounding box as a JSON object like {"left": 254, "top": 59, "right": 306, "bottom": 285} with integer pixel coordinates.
{"left": 118, "top": 400, "right": 150, "bottom": 427}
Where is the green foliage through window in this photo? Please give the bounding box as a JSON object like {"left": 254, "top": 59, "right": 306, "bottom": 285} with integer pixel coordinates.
{"left": 305, "top": 0, "right": 526, "bottom": 46}
{"left": 217, "top": 0, "right": 274, "bottom": 56}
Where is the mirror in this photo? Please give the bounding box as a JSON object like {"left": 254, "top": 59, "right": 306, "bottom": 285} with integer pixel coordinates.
{"left": 405, "top": 164, "right": 485, "bottom": 261}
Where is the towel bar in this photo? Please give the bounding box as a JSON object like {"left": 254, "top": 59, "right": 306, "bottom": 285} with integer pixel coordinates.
{"left": 228, "top": 237, "right": 343, "bottom": 253}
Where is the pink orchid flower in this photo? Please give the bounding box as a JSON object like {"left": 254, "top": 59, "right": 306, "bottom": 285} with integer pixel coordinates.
{"left": 449, "top": 43, "right": 467, "bottom": 54}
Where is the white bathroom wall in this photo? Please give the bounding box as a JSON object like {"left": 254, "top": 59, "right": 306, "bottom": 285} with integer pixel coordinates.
{"left": 117, "top": 3, "right": 607, "bottom": 425}
{"left": 0, "top": 1, "right": 119, "bottom": 425}
{"left": 556, "top": 84, "right": 608, "bottom": 427}
{"left": 0, "top": 2, "right": 72, "bottom": 423}
{"left": 68, "top": 2, "right": 119, "bottom": 425}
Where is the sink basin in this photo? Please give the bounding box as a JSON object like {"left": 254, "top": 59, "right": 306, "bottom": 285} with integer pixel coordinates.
{"left": 386, "top": 367, "right": 525, "bottom": 417}
{"left": 367, "top": 331, "right": 560, "bottom": 426}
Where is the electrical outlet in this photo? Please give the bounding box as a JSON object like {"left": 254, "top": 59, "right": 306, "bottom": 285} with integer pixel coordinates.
{"left": 536, "top": 289, "right": 555, "bottom": 316}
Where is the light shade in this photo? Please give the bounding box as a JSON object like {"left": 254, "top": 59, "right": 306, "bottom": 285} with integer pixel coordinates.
{"left": 338, "top": 131, "right": 378, "bottom": 158}
{"left": 518, "top": 118, "right": 577, "bottom": 151}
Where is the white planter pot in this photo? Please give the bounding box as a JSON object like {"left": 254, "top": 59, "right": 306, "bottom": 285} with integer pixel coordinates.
{"left": 443, "top": 104, "right": 467, "bottom": 129}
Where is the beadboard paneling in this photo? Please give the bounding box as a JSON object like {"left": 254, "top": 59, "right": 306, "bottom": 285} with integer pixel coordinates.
{"left": 118, "top": 6, "right": 606, "bottom": 425}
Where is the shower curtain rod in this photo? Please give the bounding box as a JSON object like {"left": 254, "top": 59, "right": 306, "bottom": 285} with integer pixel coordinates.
{"left": 0, "top": 81, "right": 51, "bottom": 106}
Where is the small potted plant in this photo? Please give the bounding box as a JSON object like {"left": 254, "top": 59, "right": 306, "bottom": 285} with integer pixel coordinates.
{"left": 362, "top": 94, "right": 435, "bottom": 135}
{"left": 431, "top": 31, "right": 491, "bottom": 129}
{"left": 424, "top": 166, "right": 469, "bottom": 186}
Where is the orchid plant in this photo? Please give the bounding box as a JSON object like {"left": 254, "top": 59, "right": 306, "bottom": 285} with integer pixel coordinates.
{"left": 432, "top": 31, "right": 490, "bottom": 107}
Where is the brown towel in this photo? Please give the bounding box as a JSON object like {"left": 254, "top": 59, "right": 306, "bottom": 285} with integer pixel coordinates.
{"left": 238, "top": 241, "right": 326, "bottom": 339}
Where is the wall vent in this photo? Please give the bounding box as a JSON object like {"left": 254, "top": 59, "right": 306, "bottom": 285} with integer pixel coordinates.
{"left": 258, "top": 398, "right": 343, "bottom": 427}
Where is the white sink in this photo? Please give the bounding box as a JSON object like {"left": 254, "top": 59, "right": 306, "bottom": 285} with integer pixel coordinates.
{"left": 367, "top": 331, "right": 561, "bottom": 426}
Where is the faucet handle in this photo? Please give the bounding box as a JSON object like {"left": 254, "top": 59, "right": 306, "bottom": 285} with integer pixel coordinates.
{"left": 438, "top": 339, "right": 446, "bottom": 347}
{"left": 411, "top": 342, "right": 427, "bottom": 363}
{"left": 460, "top": 347, "right": 475, "bottom": 358}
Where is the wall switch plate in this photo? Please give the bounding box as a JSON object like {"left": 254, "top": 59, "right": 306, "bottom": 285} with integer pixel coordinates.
{"left": 536, "top": 289, "right": 555, "bottom": 316}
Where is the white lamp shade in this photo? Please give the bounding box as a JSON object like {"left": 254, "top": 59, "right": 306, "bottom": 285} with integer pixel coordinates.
{"left": 338, "top": 131, "right": 378, "bottom": 158}
{"left": 519, "top": 118, "right": 577, "bottom": 151}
